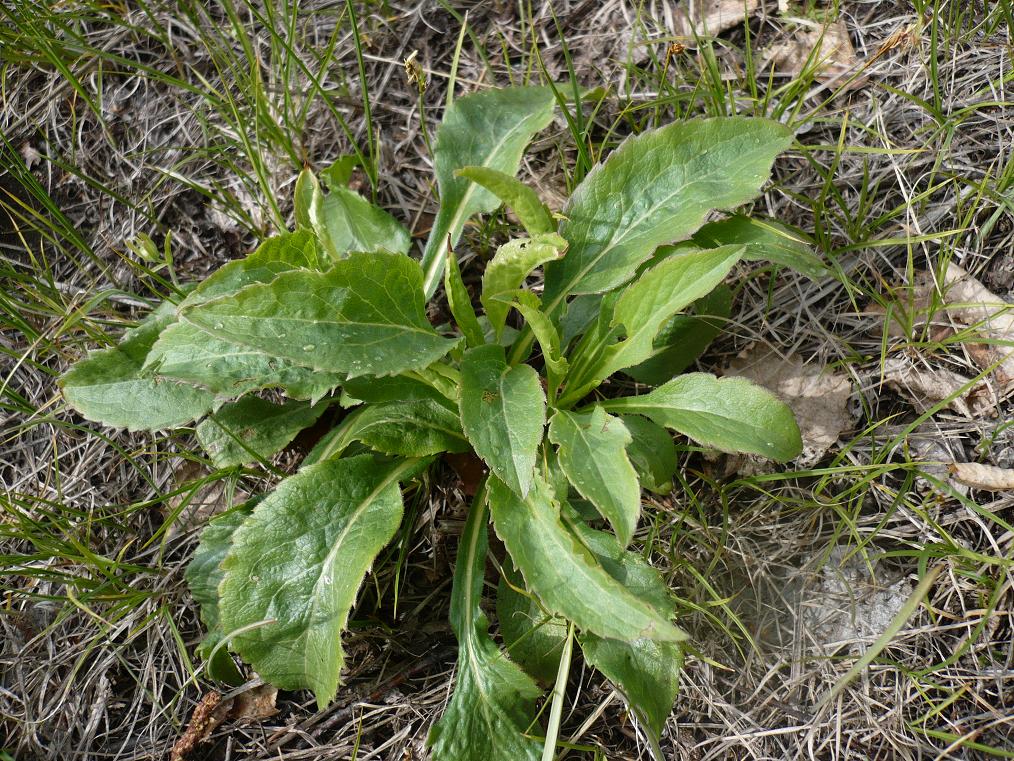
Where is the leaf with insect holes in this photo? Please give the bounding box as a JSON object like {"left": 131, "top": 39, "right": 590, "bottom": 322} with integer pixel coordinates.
{"left": 181, "top": 251, "right": 458, "bottom": 379}
{"left": 542, "top": 117, "right": 793, "bottom": 307}
{"left": 429, "top": 491, "right": 543, "bottom": 761}
{"left": 601, "top": 373, "right": 802, "bottom": 462}
{"left": 488, "top": 474, "right": 686, "bottom": 643}
{"left": 459, "top": 345, "right": 545, "bottom": 498}
{"left": 420, "top": 87, "right": 557, "bottom": 297}
{"left": 456, "top": 166, "right": 555, "bottom": 235}
{"left": 294, "top": 168, "right": 411, "bottom": 258}
{"left": 219, "top": 455, "right": 415, "bottom": 709}
{"left": 560, "top": 245, "right": 743, "bottom": 405}
{"left": 196, "top": 397, "right": 328, "bottom": 468}
{"left": 59, "top": 302, "right": 215, "bottom": 432}
{"left": 548, "top": 408, "right": 641, "bottom": 547}
{"left": 624, "top": 285, "right": 732, "bottom": 386}
{"left": 481, "top": 233, "right": 567, "bottom": 340}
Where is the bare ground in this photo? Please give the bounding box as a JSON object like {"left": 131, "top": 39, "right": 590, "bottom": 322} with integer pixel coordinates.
{"left": 2, "top": 1, "right": 1013, "bottom": 759}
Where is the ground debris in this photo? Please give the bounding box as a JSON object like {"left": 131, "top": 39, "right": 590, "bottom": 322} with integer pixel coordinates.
{"left": 948, "top": 462, "right": 1014, "bottom": 491}
{"left": 881, "top": 356, "right": 996, "bottom": 418}
{"left": 171, "top": 684, "right": 278, "bottom": 761}
{"left": 943, "top": 264, "right": 1014, "bottom": 391}
{"left": 761, "top": 19, "right": 860, "bottom": 85}
{"left": 725, "top": 347, "right": 854, "bottom": 469}
{"left": 674, "top": 0, "right": 760, "bottom": 37}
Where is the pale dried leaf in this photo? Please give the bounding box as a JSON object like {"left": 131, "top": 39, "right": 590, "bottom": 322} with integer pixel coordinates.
{"left": 943, "top": 264, "right": 1014, "bottom": 389}
{"left": 881, "top": 357, "right": 996, "bottom": 418}
{"left": 725, "top": 348, "right": 853, "bottom": 468}
{"left": 674, "top": 0, "right": 760, "bottom": 37}
{"left": 763, "top": 21, "right": 860, "bottom": 84}
{"left": 949, "top": 462, "right": 1014, "bottom": 491}
{"left": 165, "top": 460, "right": 249, "bottom": 539}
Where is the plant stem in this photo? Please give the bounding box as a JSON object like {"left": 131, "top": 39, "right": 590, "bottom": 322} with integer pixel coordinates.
{"left": 541, "top": 620, "right": 575, "bottom": 761}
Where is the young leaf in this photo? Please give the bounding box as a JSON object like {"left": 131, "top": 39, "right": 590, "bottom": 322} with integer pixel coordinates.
{"left": 420, "top": 86, "right": 557, "bottom": 297}
{"left": 599, "top": 373, "right": 803, "bottom": 462}
{"left": 692, "top": 214, "right": 827, "bottom": 280}
{"left": 547, "top": 408, "right": 640, "bottom": 547}
{"left": 497, "top": 561, "right": 568, "bottom": 683}
{"left": 560, "top": 246, "right": 743, "bottom": 405}
{"left": 145, "top": 321, "right": 342, "bottom": 400}
{"left": 60, "top": 304, "right": 215, "bottom": 431}
{"left": 196, "top": 397, "right": 328, "bottom": 468}
{"left": 349, "top": 400, "right": 470, "bottom": 456}
{"left": 181, "top": 251, "right": 458, "bottom": 379}
{"left": 488, "top": 474, "right": 686, "bottom": 643}
{"left": 481, "top": 233, "right": 567, "bottom": 340}
{"left": 455, "top": 166, "right": 555, "bottom": 235}
{"left": 624, "top": 285, "right": 732, "bottom": 386}
{"left": 622, "top": 415, "right": 676, "bottom": 495}
{"left": 315, "top": 185, "right": 412, "bottom": 258}
{"left": 295, "top": 167, "right": 411, "bottom": 258}
{"left": 459, "top": 345, "right": 545, "bottom": 498}
{"left": 510, "top": 291, "right": 567, "bottom": 398}
{"left": 444, "top": 244, "right": 485, "bottom": 348}
{"left": 542, "top": 118, "right": 793, "bottom": 308}
{"left": 218, "top": 455, "right": 416, "bottom": 708}
{"left": 429, "top": 484, "right": 543, "bottom": 761}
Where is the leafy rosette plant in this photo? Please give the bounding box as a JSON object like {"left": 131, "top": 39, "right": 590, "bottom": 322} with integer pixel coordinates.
{"left": 60, "top": 84, "right": 825, "bottom": 758}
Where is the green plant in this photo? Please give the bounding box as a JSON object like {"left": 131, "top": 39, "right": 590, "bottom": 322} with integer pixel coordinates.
{"left": 59, "top": 83, "right": 824, "bottom": 758}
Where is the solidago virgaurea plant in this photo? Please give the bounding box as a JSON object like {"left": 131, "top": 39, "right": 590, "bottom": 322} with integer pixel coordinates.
{"left": 60, "top": 83, "right": 827, "bottom": 759}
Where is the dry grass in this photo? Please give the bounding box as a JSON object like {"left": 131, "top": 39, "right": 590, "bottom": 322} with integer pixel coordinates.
{"left": 2, "top": 0, "right": 1013, "bottom": 759}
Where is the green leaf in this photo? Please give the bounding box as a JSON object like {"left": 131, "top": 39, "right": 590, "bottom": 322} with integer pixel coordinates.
{"left": 510, "top": 292, "right": 567, "bottom": 399}
{"left": 488, "top": 474, "right": 686, "bottom": 643}
{"left": 196, "top": 397, "right": 328, "bottom": 468}
{"left": 455, "top": 166, "right": 555, "bottom": 235}
{"left": 342, "top": 373, "right": 454, "bottom": 407}
{"left": 622, "top": 415, "right": 676, "bottom": 495}
{"left": 319, "top": 154, "right": 360, "bottom": 190}
{"left": 315, "top": 186, "right": 412, "bottom": 258}
{"left": 480, "top": 233, "right": 567, "bottom": 340}
{"left": 624, "top": 285, "right": 732, "bottom": 386}
{"left": 547, "top": 408, "right": 640, "bottom": 547}
{"left": 579, "top": 635, "right": 683, "bottom": 739}
{"left": 429, "top": 484, "right": 543, "bottom": 761}
{"left": 181, "top": 251, "right": 458, "bottom": 379}
{"left": 219, "top": 455, "right": 415, "bottom": 708}
{"left": 459, "top": 345, "right": 545, "bottom": 498}
{"left": 566, "top": 519, "right": 682, "bottom": 740}
{"left": 600, "top": 373, "right": 803, "bottom": 462}
{"left": 295, "top": 166, "right": 410, "bottom": 258}
{"left": 349, "top": 400, "right": 470, "bottom": 456}
{"left": 543, "top": 117, "right": 793, "bottom": 307}
{"left": 180, "top": 230, "right": 324, "bottom": 308}
{"left": 420, "top": 86, "right": 557, "bottom": 297}
{"left": 445, "top": 244, "right": 485, "bottom": 348}
{"left": 692, "top": 214, "right": 827, "bottom": 280}
{"left": 559, "top": 246, "right": 743, "bottom": 406}
{"left": 497, "top": 561, "right": 567, "bottom": 684}
{"left": 145, "top": 320, "right": 341, "bottom": 400}
{"left": 60, "top": 304, "right": 215, "bottom": 431}
{"left": 185, "top": 501, "right": 256, "bottom": 684}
